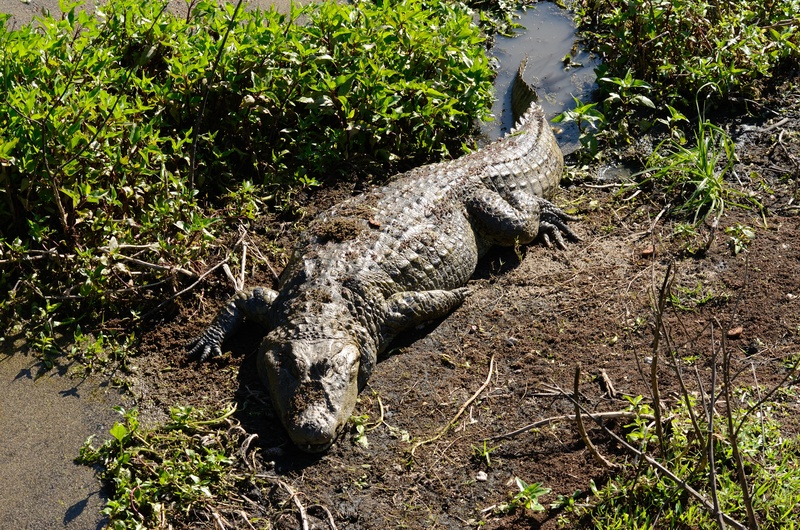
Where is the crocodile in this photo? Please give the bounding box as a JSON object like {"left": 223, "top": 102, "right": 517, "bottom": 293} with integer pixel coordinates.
{"left": 189, "top": 60, "right": 578, "bottom": 452}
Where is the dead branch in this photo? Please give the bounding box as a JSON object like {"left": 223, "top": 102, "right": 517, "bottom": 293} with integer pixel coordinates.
{"left": 563, "top": 390, "right": 747, "bottom": 530}
{"left": 708, "top": 322, "right": 725, "bottom": 530}
{"left": 222, "top": 263, "right": 238, "bottom": 289}
{"left": 574, "top": 364, "right": 615, "bottom": 469}
{"left": 365, "top": 393, "right": 386, "bottom": 433}
{"left": 245, "top": 236, "right": 280, "bottom": 283}
{"left": 211, "top": 508, "right": 228, "bottom": 530}
{"left": 650, "top": 261, "right": 673, "bottom": 455}
{"left": 309, "top": 504, "right": 339, "bottom": 530}
{"left": 254, "top": 475, "right": 309, "bottom": 530}
{"left": 720, "top": 256, "right": 759, "bottom": 529}
{"left": 239, "top": 240, "right": 248, "bottom": 290}
{"left": 115, "top": 254, "right": 197, "bottom": 279}
{"left": 240, "top": 433, "right": 259, "bottom": 472}
{"left": 410, "top": 355, "right": 495, "bottom": 457}
{"left": 235, "top": 510, "right": 257, "bottom": 530}
{"left": 664, "top": 329, "right": 705, "bottom": 449}
{"left": 721, "top": 324, "right": 759, "bottom": 530}
{"left": 140, "top": 257, "right": 230, "bottom": 319}
{"left": 597, "top": 369, "right": 620, "bottom": 400}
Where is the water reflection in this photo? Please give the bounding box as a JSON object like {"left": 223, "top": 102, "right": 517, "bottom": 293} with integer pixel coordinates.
{"left": 484, "top": 2, "right": 599, "bottom": 153}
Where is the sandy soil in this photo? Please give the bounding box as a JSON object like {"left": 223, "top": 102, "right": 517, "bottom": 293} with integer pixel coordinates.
{"left": 0, "top": 350, "right": 127, "bottom": 529}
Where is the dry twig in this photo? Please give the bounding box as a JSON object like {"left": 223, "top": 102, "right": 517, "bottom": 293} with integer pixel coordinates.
{"left": 574, "top": 364, "right": 615, "bottom": 469}
{"left": 649, "top": 261, "right": 672, "bottom": 455}
{"left": 210, "top": 508, "right": 228, "bottom": 530}
{"left": 140, "top": 256, "right": 231, "bottom": 319}
{"left": 310, "top": 504, "right": 340, "bottom": 530}
{"left": 410, "top": 355, "right": 495, "bottom": 457}
{"left": 487, "top": 410, "right": 656, "bottom": 441}
{"left": 254, "top": 475, "right": 310, "bottom": 530}
{"left": 565, "top": 393, "right": 747, "bottom": 530}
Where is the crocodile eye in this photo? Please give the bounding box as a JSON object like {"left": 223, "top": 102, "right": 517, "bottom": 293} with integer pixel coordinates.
{"left": 277, "top": 348, "right": 300, "bottom": 379}
{"left": 318, "top": 358, "right": 333, "bottom": 376}
{"left": 332, "top": 344, "right": 359, "bottom": 375}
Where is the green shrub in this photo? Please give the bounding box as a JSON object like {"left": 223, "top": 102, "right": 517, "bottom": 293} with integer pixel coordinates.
{"left": 0, "top": 0, "right": 494, "bottom": 361}
{"left": 572, "top": 395, "right": 800, "bottom": 529}
{"left": 636, "top": 115, "right": 760, "bottom": 225}
{"left": 576, "top": 0, "right": 800, "bottom": 104}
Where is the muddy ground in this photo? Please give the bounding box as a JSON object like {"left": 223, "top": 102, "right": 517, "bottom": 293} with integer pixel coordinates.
{"left": 126, "top": 81, "right": 800, "bottom": 529}
{"left": 2, "top": 4, "right": 799, "bottom": 527}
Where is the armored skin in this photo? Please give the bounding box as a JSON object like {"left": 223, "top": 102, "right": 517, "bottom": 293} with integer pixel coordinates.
{"left": 189, "top": 62, "right": 578, "bottom": 452}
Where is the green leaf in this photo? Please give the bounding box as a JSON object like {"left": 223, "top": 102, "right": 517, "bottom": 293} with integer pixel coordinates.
{"left": 630, "top": 94, "right": 655, "bottom": 108}
{"left": 109, "top": 422, "right": 129, "bottom": 443}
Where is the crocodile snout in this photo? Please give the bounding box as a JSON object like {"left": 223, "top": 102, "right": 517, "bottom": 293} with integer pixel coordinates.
{"left": 285, "top": 405, "right": 341, "bottom": 453}
{"left": 258, "top": 337, "right": 361, "bottom": 452}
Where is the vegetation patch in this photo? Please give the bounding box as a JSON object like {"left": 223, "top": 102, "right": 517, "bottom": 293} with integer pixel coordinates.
{"left": 78, "top": 406, "right": 242, "bottom": 529}
{"left": 565, "top": 393, "right": 800, "bottom": 529}
{"left": 558, "top": 0, "right": 796, "bottom": 224}
{"left": 0, "top": 0, "right": 494, "bottom": 366}
{"left": 576, "top": 0, "right": 800, "bottom": 104}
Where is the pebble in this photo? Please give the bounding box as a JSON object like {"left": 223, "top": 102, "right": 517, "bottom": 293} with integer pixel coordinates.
{"left": 727, "top": 326, "right": 743, "bottom": 339}
{"left": 476, "top": 471, "right": 488, "bottom": 482}
{"left": 640, "top": 244, "right": 655, "bottom": 258}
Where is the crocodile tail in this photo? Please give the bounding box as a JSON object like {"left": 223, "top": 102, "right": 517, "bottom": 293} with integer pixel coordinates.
{"left": 510, "top": 57, "right": 539, "bottom": 126}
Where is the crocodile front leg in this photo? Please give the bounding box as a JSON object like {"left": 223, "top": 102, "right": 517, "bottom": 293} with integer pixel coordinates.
{"left": 383, "top": 287, "right": 471, "bottom": 335}
{"left": 188, "top": 286, "right": 278, "bottom": 360}
{"left": 537, "top": 197, "right": 580, "bottom": 249}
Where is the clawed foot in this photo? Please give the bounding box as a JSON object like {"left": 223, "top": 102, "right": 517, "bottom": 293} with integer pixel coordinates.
{"left": 187, "top": 326, "right": 225, "bottom": 361}
{"left": 538, "top": 198, "right": 580, "bottom": 250}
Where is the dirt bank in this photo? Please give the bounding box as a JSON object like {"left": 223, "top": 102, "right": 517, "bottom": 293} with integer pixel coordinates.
{"left": 133, "top": 83, "right": 800, "bottom": 528}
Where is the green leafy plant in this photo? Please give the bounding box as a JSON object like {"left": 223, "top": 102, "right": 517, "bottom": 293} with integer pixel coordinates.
{"left": 553, "top": 98, "right": 607, "bottom": 159}
{"left": 622, "top": 394, "right": 657, "bottom": 446}
{"left": 576, "top": 0, "right": 800, "bottom": 104}
{"left": 570, "top": 396, "right": 800, "bottom": 529}
{"left": 554, "top": 70, "right": 656, "bottom": 159}
{"left": 633, "top": 113, "right": 761, "bottom": 225}
{"left": 497, "top": 477, "right": 551, "bottom": 514}
{"left": 350, "top": 413, "right": 371, "bottom": 448}
{"left": 667, "top": 281, "right": 727, "bottom": 311}
{"left": 0, "top": 0, "right": 495, "bottom": 368}
{"left": 557, "top": 266, "right": 800, "bottom": 529}
{"left": 78, "top": 405, "right": 240, "bottom": 529}
{"left": 725, "top": 223, "right": 755, "bottom": 255}
{"left": 472, "top": 439, "right": 500, "bottom": 467}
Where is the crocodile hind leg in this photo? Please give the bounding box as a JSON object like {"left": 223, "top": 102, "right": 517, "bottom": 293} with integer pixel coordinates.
{"left": 467, "top": 188, "right": 578, "bottom": 250}
{"left": 188, "top": 287, "right": 278, "bottom": 360}
{"left": 536, "top": 197, "right": 580, "bottom": 249}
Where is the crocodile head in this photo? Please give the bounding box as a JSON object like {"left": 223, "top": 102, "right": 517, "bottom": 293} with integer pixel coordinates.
{"left": 257, "top": 335, "right": 361, "bottom": 453}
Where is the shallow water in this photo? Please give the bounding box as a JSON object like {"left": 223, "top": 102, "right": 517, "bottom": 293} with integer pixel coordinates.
{"left": 0, "top": 349, "right": 125, "bottom": 529}
{"left": 484, "top": 2, "right": 599, "bottom": 153}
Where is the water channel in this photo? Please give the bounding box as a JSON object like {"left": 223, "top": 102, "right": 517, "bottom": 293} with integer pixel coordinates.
{"left": 483, "top": 1, "right": 599, "bottom": 153}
